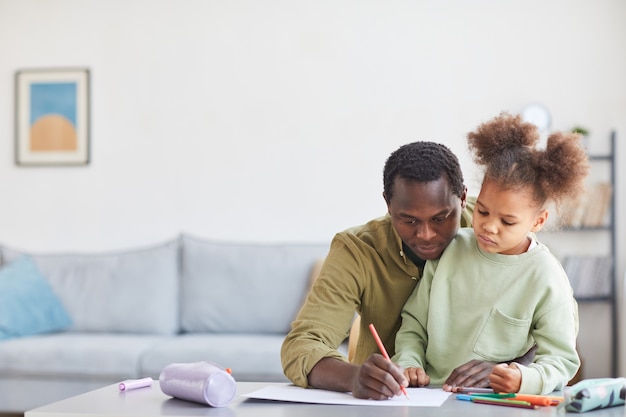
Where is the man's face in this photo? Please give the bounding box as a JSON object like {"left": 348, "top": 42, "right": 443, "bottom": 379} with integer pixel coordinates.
{"left": 386, "top": 176, "right": 465, "bottom": 261}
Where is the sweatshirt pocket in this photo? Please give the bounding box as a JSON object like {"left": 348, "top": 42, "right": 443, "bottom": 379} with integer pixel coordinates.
{"left": 473, "top": 307, "right": 531, "bottom": 362}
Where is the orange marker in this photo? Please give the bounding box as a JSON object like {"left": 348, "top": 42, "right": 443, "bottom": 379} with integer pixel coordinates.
{"left": 513, "top": 394, "right": 564, "bottom": 406}
{"left": 368, "top": 323, "right": 409, "bottom": 399}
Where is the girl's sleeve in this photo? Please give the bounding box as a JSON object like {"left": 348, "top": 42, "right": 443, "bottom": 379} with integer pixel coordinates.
{"left": 392, "top": 260, "right": 436, "bottom": 369}
{"left": 516, "top": 269, "right": 581, "bottom": 394}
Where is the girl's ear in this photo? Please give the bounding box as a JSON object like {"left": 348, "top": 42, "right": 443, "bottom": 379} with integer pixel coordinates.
{"left": 530, "top": 209, "right": 549, "bottom": 232}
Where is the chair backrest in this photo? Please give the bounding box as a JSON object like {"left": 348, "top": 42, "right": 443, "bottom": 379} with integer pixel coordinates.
{"left": 348, "top": 314, "right": 361, "bottom": 362}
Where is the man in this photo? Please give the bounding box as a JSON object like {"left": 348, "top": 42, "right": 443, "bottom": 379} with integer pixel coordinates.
{"left": 282, "top": 141, "right": 497, "bottom": 399}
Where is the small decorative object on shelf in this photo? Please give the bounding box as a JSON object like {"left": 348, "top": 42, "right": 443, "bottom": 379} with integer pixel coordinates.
{"left": 571, "top": 126, "right": 590, "bottom": 136}
{"left": 571, "top": 126, "right": 590, "bottom": 150}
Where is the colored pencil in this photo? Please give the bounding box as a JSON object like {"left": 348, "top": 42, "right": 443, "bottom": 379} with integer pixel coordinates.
{"left": 472, "top": 397, "right": 539, "bottom": 409}
{"left": 368, "top": 323, "right": 409, "bottom": 399}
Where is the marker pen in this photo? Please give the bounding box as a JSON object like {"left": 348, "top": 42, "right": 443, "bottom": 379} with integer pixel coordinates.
{"left": 457, "top": 387, "right": 494, "bottom": 394}
{"left": 118, "top": 377, "right": 153, "bottom": 391}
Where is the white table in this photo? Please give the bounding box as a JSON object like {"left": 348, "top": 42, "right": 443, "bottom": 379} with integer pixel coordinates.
{"left": 25, "top": 382, "right": 626, "bottom": 417}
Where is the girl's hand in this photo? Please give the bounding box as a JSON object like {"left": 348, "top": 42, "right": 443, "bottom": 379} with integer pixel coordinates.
{"left": 403, "top": 366, "right": 430, "bottom": 387}
{"left": 488, "top": 363, "right": 522, "bottom": 393}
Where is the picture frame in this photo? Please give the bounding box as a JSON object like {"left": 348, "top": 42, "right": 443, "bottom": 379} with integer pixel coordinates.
{"left": 15, "top": 68, "right": 90, "bottom": 166}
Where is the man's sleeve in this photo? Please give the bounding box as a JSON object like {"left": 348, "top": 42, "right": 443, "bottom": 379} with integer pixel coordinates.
{"left": 281, "top": 236, "right": 363, "bottom": 387}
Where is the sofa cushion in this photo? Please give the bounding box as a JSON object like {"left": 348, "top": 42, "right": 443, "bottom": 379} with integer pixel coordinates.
{"left": 1, "top": 240, "right": 179, "bottom": 335}
{"left": 180, "top": 235, "right": 329, "bottom": 334}
{"left": 139, "top": 333, "right": 288, "bottom": 382}
{"left": 0, "top": 333, "right": 165, "bottom": 379}
{"left": 0, "top": 256, "right": 72, "bottom": 340}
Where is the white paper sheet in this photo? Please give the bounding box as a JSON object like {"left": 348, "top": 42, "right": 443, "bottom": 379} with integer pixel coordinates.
{"left": 242, "top": 384, "right": 451, "bottom": 407}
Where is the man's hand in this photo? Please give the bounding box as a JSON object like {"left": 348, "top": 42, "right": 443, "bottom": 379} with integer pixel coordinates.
{"left": 403, "top": 367, "right": 430, "bottom": 387}
{"left": 489, "top": 363, "right": 522, "bottom": 393}
{"left": 351, "top": 354, "right": 408, "bottom": 400}
{"left": 442, "top": 344, "right": 537, "bottom": 392}
{"left": 443, "top": 359, "right": 494, "bottom": 391}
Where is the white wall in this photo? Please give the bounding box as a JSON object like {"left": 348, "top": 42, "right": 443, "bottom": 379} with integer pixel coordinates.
{"left": 1, "top": 0, "right": 625, "bottom": 376}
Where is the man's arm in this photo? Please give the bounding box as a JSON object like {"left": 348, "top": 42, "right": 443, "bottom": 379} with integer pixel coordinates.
{"left": 281, "top": 237, "right": 365, "bottom": 388}
{"left": 281, "top": 235, "right": 409, "bottom": 399}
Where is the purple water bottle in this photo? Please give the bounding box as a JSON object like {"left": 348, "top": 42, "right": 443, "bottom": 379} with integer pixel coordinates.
{"left": 159, "top": 361, "right": 237, "bottom": 407}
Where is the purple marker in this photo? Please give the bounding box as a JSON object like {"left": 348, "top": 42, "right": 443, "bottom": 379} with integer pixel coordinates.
{"left": 118, "top": 377, "right": 153, "bottom": 391}
{"left": 457, "top": 387, "right": 495, "bottom": 394}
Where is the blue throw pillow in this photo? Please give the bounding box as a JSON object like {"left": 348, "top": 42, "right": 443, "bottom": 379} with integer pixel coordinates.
{"left": 0, "top": 256, "right": 72, "bottom": 340}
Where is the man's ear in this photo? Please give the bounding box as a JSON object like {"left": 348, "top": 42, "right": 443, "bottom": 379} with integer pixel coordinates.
{"left": 383, "top": 191, "right": 390, "bottom": 207}
{"left": 460, "top": 186, "right": 468, "bottom": 209}
{"left": 531, "top": 209, "right": 549, "bottom": 232}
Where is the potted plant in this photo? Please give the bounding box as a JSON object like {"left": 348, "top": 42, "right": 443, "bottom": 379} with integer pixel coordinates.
{"left": 571, "top": 126, "right": 589, "bottom": 150}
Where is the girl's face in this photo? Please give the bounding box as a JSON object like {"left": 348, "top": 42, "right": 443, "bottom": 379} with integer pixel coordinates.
{"left": 473, "top": 179, "right": 548, "bottom": 255}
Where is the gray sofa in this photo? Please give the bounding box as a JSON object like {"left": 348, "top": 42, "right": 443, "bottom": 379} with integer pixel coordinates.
{"left": 0, "top": 235, "right": 330, "bottom": 413}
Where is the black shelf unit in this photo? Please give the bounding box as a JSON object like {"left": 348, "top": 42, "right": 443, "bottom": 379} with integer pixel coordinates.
{"left": 558, "top": 131, "right": 617, "bottom": 377}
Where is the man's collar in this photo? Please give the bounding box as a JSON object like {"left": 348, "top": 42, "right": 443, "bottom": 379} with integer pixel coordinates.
{"left": 387, "top": 214, "right": 426, "bottom": 269}
{"left": 402, "top": 242, "right": 426, "bottom": 269}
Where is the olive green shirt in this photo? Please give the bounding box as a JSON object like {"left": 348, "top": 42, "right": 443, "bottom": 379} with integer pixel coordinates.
{"left": 281, "top": 201, "right": 474, "bottom": 388}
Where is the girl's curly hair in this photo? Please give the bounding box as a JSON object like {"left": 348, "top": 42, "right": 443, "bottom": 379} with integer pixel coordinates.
{"left": 467, "top": 112, "right": 589, "bottom": 210}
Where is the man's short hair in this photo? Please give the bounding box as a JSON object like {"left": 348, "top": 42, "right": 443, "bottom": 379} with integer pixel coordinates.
{"left": 383, "top": 141, "right": 465, "bottom": 201}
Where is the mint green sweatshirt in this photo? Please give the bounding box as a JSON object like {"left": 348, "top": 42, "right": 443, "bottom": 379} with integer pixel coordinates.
{"left": 393, "top": 228, "right": 580, "bottom": 395}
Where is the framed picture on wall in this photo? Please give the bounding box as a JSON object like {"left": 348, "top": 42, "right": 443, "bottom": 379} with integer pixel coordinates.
{"left": 15, "top": 68, "right": 90, "bottom": 166}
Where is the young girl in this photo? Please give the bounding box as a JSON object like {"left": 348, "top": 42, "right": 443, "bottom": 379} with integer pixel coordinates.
{"left": 392, "top": 112, "right": 589, "bottom": 395}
